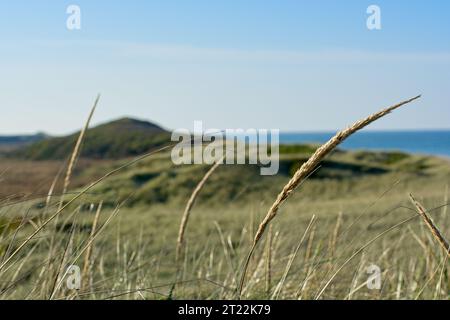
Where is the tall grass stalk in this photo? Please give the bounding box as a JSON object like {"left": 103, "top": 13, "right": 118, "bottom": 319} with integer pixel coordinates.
{"left": 409, "top": 194, "right": 450, "bottom": 257}
{"left": 176, "top": 158, "right": 223, "bottom": 261}
{"left": 238, "top": 95, "right": 422, "bottom": 297}
{"left": 82, "top": 201, "right": 103, "bottom": 292}
{"left": 60, "top": 94, "right": 100, "bottom": 209}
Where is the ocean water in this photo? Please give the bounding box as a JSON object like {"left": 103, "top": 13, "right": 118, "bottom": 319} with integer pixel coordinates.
{"left": 279, "top": 130, "right": 450, "bottom": 157}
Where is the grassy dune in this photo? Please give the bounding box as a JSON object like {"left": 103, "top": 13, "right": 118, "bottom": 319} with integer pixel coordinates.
{"left": 0, "top": 96, "right": 448, "bottom": 300}
{"left": 0, "top": 146, "right": 449, "bottom": 299}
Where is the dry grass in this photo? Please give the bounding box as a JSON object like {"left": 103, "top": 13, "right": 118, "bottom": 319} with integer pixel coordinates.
{"left": 176, "top": 157, "right": 224, "bottom": 262}
{"left": 82, "top": 200, "right": 103, "bottom": 292}
{"left": 0, "top": 169, "right": 448, "bottom": 299}
{"left": 0, "top": 143, "right": 174, "bottom": 273}
{"left": 0, "top": 159, "right": 113, "bottom": 202}
{"left": 238, "top": 95, "right": 422, "bottom": 295}
{"left": 60, "top": 94, "right": 100, "bottom": 207}
{"left": 170, "top": 157, "right": 223, "bottom": 297}
{"left": 2, "top": 94, "right": 450, "bottom": 300}
{"left": 409, "top": 194, "right": 450, "bottom": 257}
{"left": 0, "top": 93, "right": 177, "bottom": 274}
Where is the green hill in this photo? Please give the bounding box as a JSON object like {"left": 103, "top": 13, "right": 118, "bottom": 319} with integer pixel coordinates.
{"left": 11, "top": 118, "right": 171, "bottom": 160}
{"left": 0, "top": 133, "right": 48, "bottom": 154}
{"left": 73, "top": 147, "right": 450, "bottom": 207}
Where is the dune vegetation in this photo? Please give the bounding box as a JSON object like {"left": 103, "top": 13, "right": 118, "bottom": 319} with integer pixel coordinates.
{"left": 0, "top": 96, "right": 449, "bottom": 300}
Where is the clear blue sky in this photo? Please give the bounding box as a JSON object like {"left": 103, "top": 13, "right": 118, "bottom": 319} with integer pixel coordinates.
{"left": 1, "top": 0, "right": 449, "bottom": 134}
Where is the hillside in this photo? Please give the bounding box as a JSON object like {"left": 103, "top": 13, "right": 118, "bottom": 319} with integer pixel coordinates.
{"left": 68, "top": 148, "right": 450, "bottom": 207}
{"left": 5, "top": 144, "right": 448, "bottom": 205}
{"left": 3, "top": 142, "right": 450, "bottom": 300}
{"left": 10, "top": 118, "right": 171, "bottom": 160}
{"left": 0, "top": 133, "right": 47, "bottom": 154}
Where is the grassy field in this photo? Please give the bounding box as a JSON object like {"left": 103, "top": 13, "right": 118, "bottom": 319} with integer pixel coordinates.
{"left": 0, "top": 145, "right": 449, "bottom": 300}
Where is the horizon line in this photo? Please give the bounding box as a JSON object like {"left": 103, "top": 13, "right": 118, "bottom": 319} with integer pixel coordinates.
{"left": 3, "top": 127, "right": 450, "bottom": 138}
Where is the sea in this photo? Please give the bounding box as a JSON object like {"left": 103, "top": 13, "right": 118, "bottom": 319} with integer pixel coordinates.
{"left": 279, "top": 130, "right": 450, "bottom": 157}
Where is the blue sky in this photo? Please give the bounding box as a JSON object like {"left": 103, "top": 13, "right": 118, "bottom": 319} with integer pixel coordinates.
{"left": 1, "top": 0, "right": 449, "bottom": 134}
